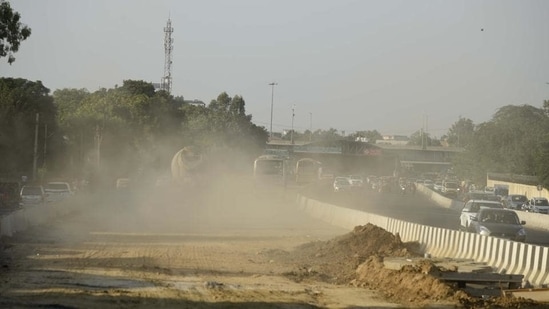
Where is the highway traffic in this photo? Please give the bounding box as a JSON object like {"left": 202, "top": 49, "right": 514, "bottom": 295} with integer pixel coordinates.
{"left": 303, "top": 180, "right": 549, "bottom": 247}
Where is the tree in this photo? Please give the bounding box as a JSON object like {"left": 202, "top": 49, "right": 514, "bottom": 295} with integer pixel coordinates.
{"left": 445, "top": 117, "right": 474, "bottom": 147}
{"left": 0, "top": 78, "right": 58, "bottom": 177}
{"left": 315, "top": 128, "right": 342, "bottom": 141}
{"left": 0, "top": 0, "right": 31, "bottom": 64}
{"left": 408, "top": 130, "right": 433, "bottom": 147}
{"left": 452, "top": 104, "right": 549, "bottom": 187}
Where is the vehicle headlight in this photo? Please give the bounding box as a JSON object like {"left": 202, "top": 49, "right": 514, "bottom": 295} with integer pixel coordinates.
{"left": 479, "top": 226, "right": 490, "bottom": 236}
{"left": 517, "top": 228, "right": 527, "bottom": 236}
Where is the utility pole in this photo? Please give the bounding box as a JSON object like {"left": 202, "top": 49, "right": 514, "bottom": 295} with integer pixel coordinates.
{"left": 269, "top": 82, "right": 277, "bottom": 140}
{"left": 43, "top": 124, "right": 48, "bottom": 167}
{"left": 94, "top": 125, "right": 102, "bottom": 169}
{"left": 291, "top": 105, "right": 295, "bottom": 145}
{"left": 309, "top": 112, "right": 312, "bottom": 142}
{"left": 32, "top": 113, "right": 39, "bottom": 181}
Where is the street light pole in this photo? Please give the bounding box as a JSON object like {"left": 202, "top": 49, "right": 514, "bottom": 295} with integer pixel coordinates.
{"left": 291, "top": 105, "right": 295, "bottom": 145}
{"left": 268, "top": 82, "right": 277, "bottom": 140}
{"left": 309, "top": 112, "right": 312, "bottom": 142}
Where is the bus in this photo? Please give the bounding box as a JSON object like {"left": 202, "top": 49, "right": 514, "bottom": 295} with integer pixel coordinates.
{"left": 295, "top": 158, "right": 322, "bottom": 184}
{"left": 253, "top": 155, "right": 289, "bottom": 187}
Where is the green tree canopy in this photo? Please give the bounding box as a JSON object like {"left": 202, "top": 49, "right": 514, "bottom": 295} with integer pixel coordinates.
{"left": 0, "top": 0, "right": 31, "bottom": 64}
{"left": 452, "top": 104, "right": 549, "bottom": 187}
{"left": 0, "top": 78, "right": 58, "bottom": 176}
{"left": 444, "top": 117, "right": 474, "bottom": 148}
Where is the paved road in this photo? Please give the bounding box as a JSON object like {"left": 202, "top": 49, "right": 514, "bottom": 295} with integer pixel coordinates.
{"left": 303, "top": 181, "right": 549, "bottom": 246}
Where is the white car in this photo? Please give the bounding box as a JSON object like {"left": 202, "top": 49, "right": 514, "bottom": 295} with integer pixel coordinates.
{"left": 333, "top": 177, "right": 351, "bottom": 192}
{"left": 525, "top": 197, "right": 549, "bottom": 214}
{"left": 433, "top": 181, "right": 443, "bottom": 192}
{"left": 348, "top": 175, "right": 364, "bottom": 187}
{"left": 441, "top": 181, "right": 459, "bottom": 196}
{"left": 423, "top": 179, "right": 434, "bottom": 188}
{"left": 20, "top": 185, "right": 47, "bottom": 207}
{"left": 44, "top": 182, "right": 74, "bottom": 202}
{"left": 459, "top": 199, "right": 504, "bottom": 231}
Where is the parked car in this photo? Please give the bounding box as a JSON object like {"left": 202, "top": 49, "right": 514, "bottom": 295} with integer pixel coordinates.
{"left": 459, "top": 199, "right": 504, "bottom": 231}
{"left": 468, "top": 208, "right": 526, "bottom": 242}
{"left": 44, "top": 181, "right": 73, "bottom": 202}
{"left": 20, "top": 185, "right": 47, "bottom": 207}
{"left": 524, "top": 197, "right": 549, "bottom": 214}
{"left": 502, "top": 194, "right": 528, "bottom": 210}
{"left": 333, "top": 177, "right": 351, "bottom": 192}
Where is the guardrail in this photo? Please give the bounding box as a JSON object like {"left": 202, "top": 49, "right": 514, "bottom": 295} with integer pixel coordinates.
{"left": 296, "top": 194, "right": 549, "bottom": 288}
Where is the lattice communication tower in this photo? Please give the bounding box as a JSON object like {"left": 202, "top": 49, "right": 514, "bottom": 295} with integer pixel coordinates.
{"left": 161, "top": 18, "right": 174, "bottom": 93}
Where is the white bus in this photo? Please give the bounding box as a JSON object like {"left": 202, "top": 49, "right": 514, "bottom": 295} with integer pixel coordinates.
{"left": 295, "top": 158, "right": 322, "bottom": 184}
{"left": 253, "top": 155, "right": 288, "bottom": 187}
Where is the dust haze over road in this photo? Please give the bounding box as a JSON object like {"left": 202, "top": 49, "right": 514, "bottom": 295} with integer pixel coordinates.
{"left": 2, "top": 172, "right": 405, "bottom": 308}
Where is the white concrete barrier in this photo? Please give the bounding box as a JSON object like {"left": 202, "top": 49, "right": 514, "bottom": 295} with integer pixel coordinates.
{"left": 297, "top": 194, "right": 549, "bottom": 288}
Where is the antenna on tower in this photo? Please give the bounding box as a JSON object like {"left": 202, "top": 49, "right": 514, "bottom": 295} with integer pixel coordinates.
{"left": 161, "top": 17, "right": 174, "bottom": 94}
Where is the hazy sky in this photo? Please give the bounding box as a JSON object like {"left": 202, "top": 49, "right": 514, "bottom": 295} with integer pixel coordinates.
{"left": 2, "top": 0, "right": 549, "bottom": 137}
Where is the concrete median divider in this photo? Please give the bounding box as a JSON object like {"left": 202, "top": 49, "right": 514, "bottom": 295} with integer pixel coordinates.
{"left": 296, "top": 194, "right": 549, "bottom": 288}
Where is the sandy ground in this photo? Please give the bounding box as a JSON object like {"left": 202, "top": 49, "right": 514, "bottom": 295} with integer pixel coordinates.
{"left": 0, "top": 176, "right": 403, "bottom": 308}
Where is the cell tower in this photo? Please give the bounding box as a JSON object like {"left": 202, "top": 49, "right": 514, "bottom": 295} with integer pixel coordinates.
{"left": 161, "top": 18, "right": 174, "bottom": 94}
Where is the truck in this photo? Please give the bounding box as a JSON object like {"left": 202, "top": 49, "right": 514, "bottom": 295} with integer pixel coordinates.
{"left": 494, "top": 184, "right": 509, "bottom": 197}
{"left": 170, "top": 146, "right": 204, "bottom": 185}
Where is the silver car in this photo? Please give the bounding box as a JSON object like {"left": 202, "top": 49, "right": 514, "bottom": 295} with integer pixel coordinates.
{"left": 469, "top": 208, "right": 526, "bottom": 242}
{"left": 459, "top": 199, "right": 504, "bottom": 231}
{"left": 44, "top": 182, "right": 73, "bottom": 202}
{"left": 20, "top": 185, "right": 46, "bottom": 207}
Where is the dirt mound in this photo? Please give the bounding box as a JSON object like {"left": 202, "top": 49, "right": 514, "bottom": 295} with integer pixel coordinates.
{"left": 277, "top": 224, "right": 418, "bottom": 284}
{"left": 273, "top": 223, "right": 546, "bottom": 308}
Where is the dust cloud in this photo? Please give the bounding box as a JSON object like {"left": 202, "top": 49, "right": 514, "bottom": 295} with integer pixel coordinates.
{"left": 61, "top": 147, "right": 337, "bottom": 245}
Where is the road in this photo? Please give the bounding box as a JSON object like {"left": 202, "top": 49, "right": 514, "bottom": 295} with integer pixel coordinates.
{"left": 304, "top": 180, "right": 549, "bottom": 246}
{"left": 0, "top": 175, "right": 405, "bottom": 308}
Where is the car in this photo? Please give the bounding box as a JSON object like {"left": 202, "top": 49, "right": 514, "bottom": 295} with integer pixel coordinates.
{"left": 433, "top": 181, "right": 443, "bottom": 192}
{"left": 484, "top": 186, "right": 495, "bottom": 195}
{"left": 116, "top": 178, "right": 131, "bottom": 190}
{"left": 333, "top": 177, "right": 351, "bottom": 192}
{"left": 468, "top": 208, "right": 526, "bottom": 242}
{"left": 461, "top": 190, "right": 501, "bottom": 203}
{"left": 502, "top": 194, "right": 528, "bottom": 210}
{"left": 20, "top": 185, "right": 47, "bottom": 207}
{"left": 441, "top": 181, "right": 459, "bottom": 197}
{"left": 44, "top": 181, "right": 73, "bottom": 202}
{"left": 423, "top": 179, "right": 434, "bottom": 189}
{"left": 524, "top": 197, "right": 549, "bottom": 214}
{"left": 459, "top": 199, "right": 504, "bottom": 231}
{"left": 348, "top": 175, "right": 364, "bottom": 188}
